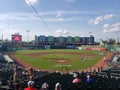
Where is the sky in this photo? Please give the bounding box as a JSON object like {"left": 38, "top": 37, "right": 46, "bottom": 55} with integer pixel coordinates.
{"left": 0, "top": 0, "right": 120, "bottom": 42}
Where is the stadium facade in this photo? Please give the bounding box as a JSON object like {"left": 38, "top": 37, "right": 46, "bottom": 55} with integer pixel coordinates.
{"left": 35, "top": 35, "right": 94, "bottom": 46}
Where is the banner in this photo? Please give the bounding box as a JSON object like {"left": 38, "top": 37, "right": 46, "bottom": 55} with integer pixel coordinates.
{"left": 86, "top": 47, "right": 106, "bottom": 51}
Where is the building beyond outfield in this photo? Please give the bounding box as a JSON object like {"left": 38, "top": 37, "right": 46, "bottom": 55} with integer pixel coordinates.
{"left": 35, "top": 35, "right": 94, "bottom": 46}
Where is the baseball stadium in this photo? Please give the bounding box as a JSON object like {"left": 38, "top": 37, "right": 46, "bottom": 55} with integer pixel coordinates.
{"left": 0, "top": 33, "right": 120, "bottom": 90}
{"left": 0, "top": 0, "right": 120, "bottom": 90}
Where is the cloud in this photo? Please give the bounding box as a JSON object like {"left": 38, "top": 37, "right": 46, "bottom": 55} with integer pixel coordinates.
{"left": 89, "top": 14, "right": 115, "bottom": 25}
{"left": 57, "top": 17, "right": 64, "bottom": 21}
{"left": 55, "top": 28, "right": 70, "bottom": 36}
{"left": 104, "top": 14, "right": 114, "bottom": 20}
{"left": 0, "top": 10, "right": 99, "bottom": 21}
{"left": 0, "top": 13, "right": 34, "bottom": 21}
{"left": 0, "top": 10, "right": 101, "bottom": 23}
{"left": 56, "top": 13, "right": 64, "bottom": 21}
{"left": 103, "top": 22, "right": 120, "bottom": 33}
{"left": 89, "top": 16, "right": 103, "bottom": 25}
{"left": 0, "top": 12, "right": 82, "bottom": 22}
{"left": 3, "top": 29, "right": 20, "bottom": 34}
{"left": 65, "top": 0, "right": 76, "bottom": 2}
{"left": 56, "top": 14, "right": 62, "bottom": 18}
{"left": 25, "top": 0, "right": 38, "bottom": 5}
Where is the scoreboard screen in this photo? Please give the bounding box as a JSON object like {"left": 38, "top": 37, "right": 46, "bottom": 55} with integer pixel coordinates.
{"left": 12, "top": 35, "right": 22, "bottom": 42}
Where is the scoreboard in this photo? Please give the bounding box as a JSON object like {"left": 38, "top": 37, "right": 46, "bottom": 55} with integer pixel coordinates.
{"left": 12, "top": 34, "right": 22, "bottom": 43}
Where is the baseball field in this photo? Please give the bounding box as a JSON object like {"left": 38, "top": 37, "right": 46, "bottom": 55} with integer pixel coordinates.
{"left": 11, "top": 49, "right": 107, "bottom": 71}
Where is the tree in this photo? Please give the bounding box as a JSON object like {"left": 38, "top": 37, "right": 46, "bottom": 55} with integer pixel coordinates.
{"left": 107, "top": 38, "right": 116, "bottom": 45}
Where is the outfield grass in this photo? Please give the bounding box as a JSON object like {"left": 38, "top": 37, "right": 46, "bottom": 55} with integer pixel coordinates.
{"left": 13, "top": 49, "right": 106, "bottom": 71}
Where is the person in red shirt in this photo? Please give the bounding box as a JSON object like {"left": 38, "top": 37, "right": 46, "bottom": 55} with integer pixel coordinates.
{"left": 24, "top": 80, "right": 37, "bottom": 90}
{"left": 72, "top": 73, "right": 81, "bottom": 84}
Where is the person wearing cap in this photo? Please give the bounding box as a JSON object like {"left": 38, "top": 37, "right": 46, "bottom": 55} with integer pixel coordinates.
{"left": 41, "top": 82, "right": 49, "bottom": 90}
{"left": 55, "top": 82, "right": 62, "bottom": 90}
{"left": 86, "top": 74, "right": 94, "bottom": 83}
{"left": 72, "top": 73, "right": 81, "bottom": 84}
{"left": 24, "top": 80, "right": 37, "bottom": 90}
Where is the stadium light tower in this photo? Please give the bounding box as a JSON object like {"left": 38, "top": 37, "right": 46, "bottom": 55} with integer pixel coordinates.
{"left": 0, "top": 29, "right": 3, "bottom": 44}
{"left": 26, "top": 30, "right": 30, "bottom": 44}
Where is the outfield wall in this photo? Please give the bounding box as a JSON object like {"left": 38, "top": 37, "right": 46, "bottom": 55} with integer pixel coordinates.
{"left": 106, "top": 45, "right": 120, "bottom": 52}
{"left": 86, "top": 47, "right": 106, "bottom": 51}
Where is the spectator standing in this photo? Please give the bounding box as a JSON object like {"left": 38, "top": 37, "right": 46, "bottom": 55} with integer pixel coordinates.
{"left": 28, "top": 68, "right": 34, "bottom": 79}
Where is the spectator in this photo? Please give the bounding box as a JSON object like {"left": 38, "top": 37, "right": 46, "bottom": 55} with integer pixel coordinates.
{"left": 55, "top": 82, "right": 62, "bottom": 90}
{"left": 86, "top": 75, "right": 94, "bottom": 83}
{"left": 15, "top": 83, "right": 21, "bottom": 90}
{"left": 0, "top": 81, "right": 2, "bottom": 88}
{"left": 28, "top": 68, "right": 34, "bottom": 79}
{"left": 13, "top": 66, "right": 19, "bottom": 83}
{"left": 72, "top": 73, "right": 81, "bottom": 84}
{"left": 24, "top": 80, "right": 37, "bottom": 90}
{"left": 41, "top": 82, "right": 49, "bottom": 90}
{"left": 13, "top": 66, "right": 22, "bottom": 84}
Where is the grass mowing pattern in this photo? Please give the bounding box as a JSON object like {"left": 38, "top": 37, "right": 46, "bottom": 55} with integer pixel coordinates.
{"left": 13, "top": 49, "right": 105, "bottom": 71}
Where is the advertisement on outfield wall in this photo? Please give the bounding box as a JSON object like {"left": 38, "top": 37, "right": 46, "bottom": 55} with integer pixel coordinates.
{"left": 86, "top": 47, "right": 106, "bottom": 51}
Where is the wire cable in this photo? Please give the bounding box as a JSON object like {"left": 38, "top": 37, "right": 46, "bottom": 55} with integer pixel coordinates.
{"left": 27, "top": 0, "right": 53, "bottom": 35}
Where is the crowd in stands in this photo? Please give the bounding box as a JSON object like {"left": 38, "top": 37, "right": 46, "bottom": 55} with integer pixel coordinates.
{"left": 0, "top": 52, "right": 120, "bottom": 90}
